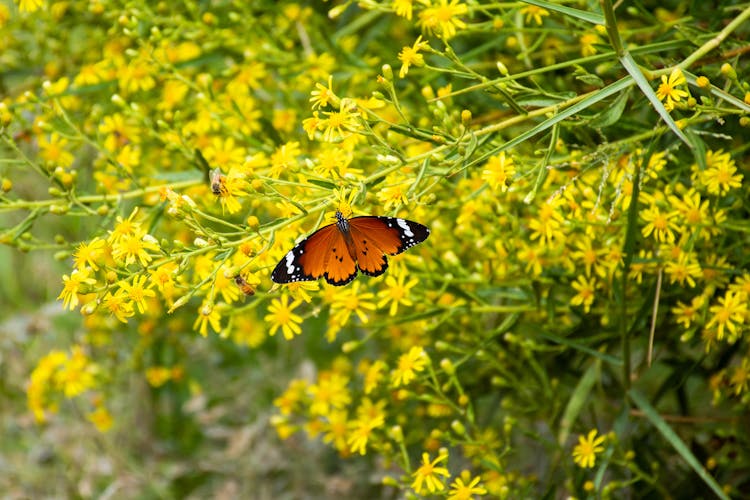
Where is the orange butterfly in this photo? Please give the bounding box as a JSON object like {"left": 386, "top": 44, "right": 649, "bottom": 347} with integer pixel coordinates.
{"left": 271, "top": 211, "right": 430, "bottom": 286}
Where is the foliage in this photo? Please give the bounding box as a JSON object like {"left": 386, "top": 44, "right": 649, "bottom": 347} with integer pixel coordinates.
{"left": 1, "top": 0, "right": 750, "bottom": 498}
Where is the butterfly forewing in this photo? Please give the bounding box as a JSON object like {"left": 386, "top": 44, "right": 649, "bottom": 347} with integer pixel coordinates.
{"left": 271, "top": 225, "right": 336, "bottom": 284}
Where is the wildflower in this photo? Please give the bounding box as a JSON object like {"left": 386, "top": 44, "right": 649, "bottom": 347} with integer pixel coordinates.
{"left": 269, "top": 141, "right": 301, "bottom": 178}
{"left": 117, "top": 57, "right": 156, "bottom": 94}
{"left": 580, "top": 32, "right": 601, "bottom": 57}
{"left": 274, "top": 379, "right": 310, "bottom": 416}
{"left": 87, "top": 405, "right": 113, "bottom": 432}
{"left": 213, "top": 168, "right": 249, "bottom": 214}
{"left": 570, "top": 236, "right": 603, "bottom": 277}
{"left": 656, "top": 68, "right": 688, "bottom": 111}
{"left": 391, "top": 346, "right": 428, "bottom": 387}
{"left": 671, "top": 295, "right": 705, "bottom": 329}
{"left": 412, "top": 451, "right": 450, "bottom": 494}
{"left": 348, "top": 401, "right": 385, "bottom": 456}
{"left": 363, "top": 359, "right": 387, "bottom": 394}
{"left": 664, "top": 253, "right": 702, "bottom": 288}
{"left": 418, "top": 0, "right": 468, "bottom": 40}
{"left": 481, "top": 152, "right": 515, "bottom": 191}
{"left": 322, "top": 410, "right": 349, "bottom": 451}
{"left": 145, "top": 366, "right": 172, "bottom": 387}
{"left": 640, "top": 203, "right": 677, "bottom": 243}
{"left": 203, "top": 136, "right": 246, "bottom": 169}
{"left": 55, "top": 346, "right": 96, "bottom": 397}
{"left": 18, "top": 0, "right": 45, "bottom": 13}
{"left": 520, "top": 5, "right": 550, "bottom": 25}
{"left": 302, "top": 111, "right": 322, "bottom": 139}
{"left": 310, "top": 75, "right": 338, "bottom": 110}
{"left": 101, "top": 290, "right": 135, "bottom": 323}
{"left": 193, "top": 300, "right": 222, "bottom": 337}
{"left": 398, "top": 36, "right": 429, "bottom": 78}
{"left": 377, "top": 270, "right": 418, "bottom": 316}
{"left": 73, "top": 237, "right": 107, "bottom": 271}
{"left": 331, "top": 281, "right": 377, "bottom": 325}
{"left": 149, "top": 261, "right": 178, "bottom": 292}
{"left": 118, "top": 275, "right": 156, "bottom": 314}
{"left": 58, "top": 268, "right": 97, "bottom": 311}
{"left": 309, "top": 372, "right": 351, "bottom": 416}
{"left": 264, "top": 294, "right": 304, "bottom": 340}
{"left": 572, "top": 429, "right": 606, "bottom": 468}
{"left": 528, "top": 202, "right": 565, "bottom": 246}
{"left": 448, "top": 472, "right": 488, "bottom": 500}
{"left": 108, "top": 208, "right": 143, "bottom": 244}
{"left": 111, "top": 230, "right": 161, "bottom": 267}
{"left": 394, "top": 0, "right": 413, "bottom": 20}
{"left": 27, "top": 350, "right": 67, "bottom": 422}
{"left": 570, "top": 275, "right": 597, "bottom": 313}
{"left": 38, "top": 133, "right": 75, "bottom": 167}
{"left": 700, "top": 150, "right": 742, "bottom": 196}
{"left": 705, "top": 291, "right": 746, "bottom": 341}
{"left": 320, "top": 100, "right": 360, "bottom": 142}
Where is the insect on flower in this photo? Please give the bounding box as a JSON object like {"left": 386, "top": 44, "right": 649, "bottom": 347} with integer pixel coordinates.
{"left": 209, "top": 168, "right": 227, "bottom": 196}
{"left": 272, "top": 211, "right": 430, "bottom": 286}
{"left": 234, "top": 274, "right": 256, "bottom": 296}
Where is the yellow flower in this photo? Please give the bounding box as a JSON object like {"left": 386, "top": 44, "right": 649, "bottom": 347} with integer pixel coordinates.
{"left": 330, "top": 281, "right": 377, "bottom": 325}
{"left": 55, "top": 346, "right": 97, "bottom": 397}
{"left": 570, "top": 275, "right": 597, "bottom": 313}
{"left": 664, "top": 253, "right": 702, "bottom": 288}
{"left": 640, "top": 203, "right": 677, "bottom": 243}
{"left": 58, "top": 268, "right": 97, "bottom": 311}
{"left": 520, "top": 5, "right": 550, "bottom": 25}
{"left": 203, "top": 136, "right": 246, "bottom": 169}
{"left": 377, "top": 270, "right": 418, "bottom": 316}
{"left": 398, "top": 36, "right": 429, "bottom": 78}
{"left": 391, "top": 346, "right": 428, "bottom": 387}
{"left": 111, "top": 230, "right": 161, "bottom": 267}
{"left": 347, "top": 401, "right": 385, "bottom": 456}
{"left": 18, "top": 0, "right": 45, "bottom": 13}
{"left": 319, "top": 100, "right": 360, "bottom": 142}
{"left": 310, "top": 75, "right": 338, "bottom": 110}
{"left": 418, "top": 0, "right": 468, "bottom": 40}
{"left": 193, "top": 300, "right": 222, "bottom": 337}
{"left": 656, "top": 67, "right": 688, "bottom": 111}
{"left": 73, "top": 237, "right": 107, "bottom": 271}
{"left": 448, "top": 472, "right": 487, "bottom": 500}
{"left": 671, "top": 295, "right": 705, "bottom": 330}
{"left": 700, "top": 149, "right": 742, "bottom": 196}
{"left": 309, "top": 372, "right": 351, "bottom": 416}
{"left": 101, "top": 290, "right": 135, "bottom": 323}
{"left": 38, "top": 133, "right": 74, "bottom": 167}
{"left": 572, "top": 429, "right": 606, "bottom": 468}
{"left": 118, "top": 274, "right": 156, "bottom": 314}
{"left": 363, "top": 359, "right": 387, "bottom": 394}
{"left": 412, "top": 451, "right": 450, "bottom": 494}
{"left": 481, "top": 152, "right": 515, "bottom": 191}
{"left": 705, "top": 291, "right": 746, "bottom": 341}
{"left": 87, "top": 406, "right": 114, "bottom": 433}
{"left": 145, "top": 366, "right": 173, "bottom": 387}
{"left": 265, "top": 294, "right": 304, "bottom": 340}
{"left": 394, "top": 0, "right": 413, "bottom": 20}
{"left": 580, "top": 32, "right": 601, "bottom": 57}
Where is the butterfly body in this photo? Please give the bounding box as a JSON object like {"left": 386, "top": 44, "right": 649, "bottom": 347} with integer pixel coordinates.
{"left": 272, "top": 211, "right": 430, "bottom": 286}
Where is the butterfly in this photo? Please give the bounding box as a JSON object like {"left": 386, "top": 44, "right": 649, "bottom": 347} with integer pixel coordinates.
{"left": 271, "top": 211, "right": 430, "bottom": 286}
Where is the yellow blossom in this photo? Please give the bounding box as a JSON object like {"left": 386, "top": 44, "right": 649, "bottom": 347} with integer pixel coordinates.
{"left": 265, "top": 294, "right": 304, "bottom": 340}
{"left": 656, "top": 67, "right": 688, "bottom": 111}
{"left": 572, "top": 429, "right": 606, "bottom": 468}
{"left": 412, "top": 451, "right": 450, "bottom": 494}
{"left": 391, "top": 346, "right": 428, "bottom": 387}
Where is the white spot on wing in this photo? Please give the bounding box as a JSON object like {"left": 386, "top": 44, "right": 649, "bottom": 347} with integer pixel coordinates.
{"left": 284, "top": 250, "right": 296, "bottom": 275}
{"left": 397, "top": 218, "right": 414, "bottom": 238}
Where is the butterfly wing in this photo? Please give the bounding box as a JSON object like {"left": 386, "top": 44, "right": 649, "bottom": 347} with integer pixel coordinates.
{"left": 271, "top": 224, "right": 358, "bottom": 286}
{"left": 348, "top": 216, "right": 430, "bottom": 277}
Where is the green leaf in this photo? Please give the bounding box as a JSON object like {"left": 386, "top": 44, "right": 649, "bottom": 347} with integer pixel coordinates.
{"left": 629, "top": 389, "right": 730, "bottom": 500}
{"left": 518, "top": 0, "right": 604, "bottom": 24}
{"left": 558, "top": 359, "right": 600, "bottom": 446}
{"left": 588, "top": 88, "right": 630, "bottom": 129}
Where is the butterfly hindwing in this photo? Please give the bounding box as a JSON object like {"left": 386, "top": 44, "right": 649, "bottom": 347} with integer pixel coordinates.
{"left": 321, "top": 228, "right": 358, "bottom": 286}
